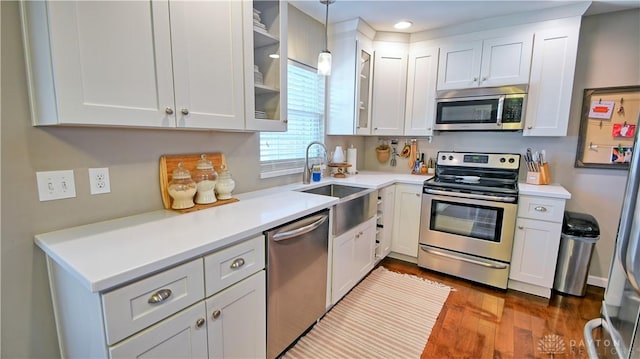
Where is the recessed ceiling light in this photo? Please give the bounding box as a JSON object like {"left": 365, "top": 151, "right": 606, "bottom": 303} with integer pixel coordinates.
{"left": 394, "top": 21, "right": 413, "bottom": 30}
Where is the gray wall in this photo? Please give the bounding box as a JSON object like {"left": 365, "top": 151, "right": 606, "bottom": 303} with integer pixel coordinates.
{"left": 364, "top": 9, "right": 640, "bottom": 282}
{"left": 2, "top": 1, "right": 639, "bottom": 357}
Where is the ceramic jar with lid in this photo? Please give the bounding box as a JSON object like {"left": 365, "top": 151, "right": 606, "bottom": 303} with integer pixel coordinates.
{"left": 193, "top": 154, "right": 218, "bottom": 204}
{"left": 168, "top": 162, "right": 197, "bottom": 209}
{"left": 215, "top": 165, "right": 235, "bottom": 200}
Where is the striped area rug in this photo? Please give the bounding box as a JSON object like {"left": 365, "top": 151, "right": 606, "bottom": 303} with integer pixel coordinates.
{"left": 283, "top": 267, "right": 451, "bottom": 359}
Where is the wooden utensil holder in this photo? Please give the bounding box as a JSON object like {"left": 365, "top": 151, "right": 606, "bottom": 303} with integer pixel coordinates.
{"left": 526, "top": 162, "right": 551, "bottom": 185}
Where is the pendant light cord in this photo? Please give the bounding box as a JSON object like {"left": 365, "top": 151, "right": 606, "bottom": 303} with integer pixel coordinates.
{"left": 324, "top": 0, "right": 329, "bottom": 51}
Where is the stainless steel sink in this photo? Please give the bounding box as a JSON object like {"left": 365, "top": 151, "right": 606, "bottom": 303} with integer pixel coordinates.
{"left": 300, "top": 184, "right": 376, "bottom": 236}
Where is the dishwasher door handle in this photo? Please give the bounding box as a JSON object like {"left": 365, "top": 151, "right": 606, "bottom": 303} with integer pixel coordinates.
{"left": 272, "top": 215, "right": 328, "bottom": 242}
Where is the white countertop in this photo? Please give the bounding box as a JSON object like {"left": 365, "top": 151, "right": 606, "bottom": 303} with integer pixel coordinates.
{"left": 518, "top": 183, "right": 572, "bottom": 199}
{"left": 35, "top": 171, "right": 569, "bottom": 293}
{"left": 36, "top": 191, "right": 339, "bottom": 292}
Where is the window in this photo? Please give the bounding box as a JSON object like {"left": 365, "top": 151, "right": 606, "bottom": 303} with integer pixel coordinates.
{"left": 259, "top": 61, "right": 325, "bottom": 178}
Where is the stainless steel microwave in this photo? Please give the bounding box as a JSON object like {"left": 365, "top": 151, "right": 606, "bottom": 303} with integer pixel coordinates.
{"left": 435, "top": 85, "right": 527, "bottom": 131}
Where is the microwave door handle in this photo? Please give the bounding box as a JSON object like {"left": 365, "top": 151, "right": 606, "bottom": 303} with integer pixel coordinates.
{"left": 496, "top": 96, "right": 505, "bottom": 126}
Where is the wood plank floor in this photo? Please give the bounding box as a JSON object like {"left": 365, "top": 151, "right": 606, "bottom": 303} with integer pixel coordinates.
{"left": 379, "top": 257, "right": 607, "bottom": 359}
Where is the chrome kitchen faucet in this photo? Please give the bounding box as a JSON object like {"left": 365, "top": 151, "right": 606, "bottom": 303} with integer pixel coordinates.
{"left": 303, "top": 141, "right": 327, "bottom": 184}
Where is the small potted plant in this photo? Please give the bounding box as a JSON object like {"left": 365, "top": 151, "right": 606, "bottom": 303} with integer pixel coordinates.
{"left": 376, "top": 144, "right": 391, "bottom": 163}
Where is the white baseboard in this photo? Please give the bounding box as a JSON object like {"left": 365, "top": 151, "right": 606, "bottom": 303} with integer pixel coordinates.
{"left": 587, "top": 275, "right": 607, "bottom": 288}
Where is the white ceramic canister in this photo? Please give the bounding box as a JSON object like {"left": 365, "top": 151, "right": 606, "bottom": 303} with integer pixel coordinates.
{"left": 332, "top": 146, "right": 345, "bottom": 163}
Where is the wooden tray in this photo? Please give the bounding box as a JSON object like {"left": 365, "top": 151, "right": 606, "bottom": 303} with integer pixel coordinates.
{"left": 159, "top": 153, "right": 238, "bottom": 213}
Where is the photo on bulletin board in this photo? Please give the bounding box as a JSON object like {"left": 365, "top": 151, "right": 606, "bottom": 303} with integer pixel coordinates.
{"left": 611, "top": 146, "right": 633, "bottom": 163}
{"left": 575, "top": 85, "right": 640, "bottom": 169}
{"left": 613, "top": 123, "right": 635, "bottom": 138}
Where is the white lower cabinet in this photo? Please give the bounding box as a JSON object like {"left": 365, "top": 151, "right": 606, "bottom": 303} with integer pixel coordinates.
{"left": 46, "top": 235, "right": 265, "bottom": 358}
{"left": 390, "top": 183, "right": 422, "bottom": 259}
{"left": 331, "top": 217, "right": 376, "bottom": 304}
{"left": 375, "top": 185, "right": 396, "bottom": 260}
{"left": 509, "top": 195, "right": 567, "bottom": 298}
{"left": 205, "top": 272, "right": 266, "bottom": 359}
{"left": 109, "top": 302, "right": 209, "bottom": 358}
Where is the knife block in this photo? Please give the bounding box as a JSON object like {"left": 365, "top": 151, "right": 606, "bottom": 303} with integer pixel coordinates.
{"left": 526, "top": 162, "right": 551, "bottom": 185}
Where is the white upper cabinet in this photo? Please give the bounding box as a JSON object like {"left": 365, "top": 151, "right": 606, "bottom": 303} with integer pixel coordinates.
{"left": 170, "top": 1, "right": 245, "bottom": 130}
{"left": 523, "top": 19, "right": 581, "bottom": 137}
{"left": 437, "top": 34, "right": 533, "bottom": 90}
{"left": 404, "top": 46, "right": 439, "bottom": 136}
{"left": 327, "top": 19, "right": 375, "bottom": 135}
{"left": 244, "top": 1, "right": 288, "bottom": 132}
{"left": 22, "top": 1, "right": 246, "bottom": 130}
{"left": 370, "top": 42, "right": 408, "bottom": 136}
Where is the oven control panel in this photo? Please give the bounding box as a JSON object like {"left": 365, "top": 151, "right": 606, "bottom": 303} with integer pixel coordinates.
{"left": 437, "top": 152, "right": 520, "bottom": 169}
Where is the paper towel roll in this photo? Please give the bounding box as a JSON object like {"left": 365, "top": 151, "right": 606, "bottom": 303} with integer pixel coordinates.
{"left": 347, "top": 146, "right": 357, "bottom": 175}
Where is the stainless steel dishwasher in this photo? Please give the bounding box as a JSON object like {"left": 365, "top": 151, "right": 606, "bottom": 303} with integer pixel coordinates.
{"left": 265, "top": 209, "right": 329, "bottom": 359}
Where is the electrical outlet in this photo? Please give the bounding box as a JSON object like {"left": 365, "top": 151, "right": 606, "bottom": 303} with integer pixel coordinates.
{"left": 89, "top": 168, "right": 111, "bottom": 195}
{"left": 36, "top": 170, "right": 77, "bottom": 201}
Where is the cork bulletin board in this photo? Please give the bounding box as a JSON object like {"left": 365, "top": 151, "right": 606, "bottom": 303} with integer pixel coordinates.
{"left": 575, "top": 86, "right": 640, "bottom": 169}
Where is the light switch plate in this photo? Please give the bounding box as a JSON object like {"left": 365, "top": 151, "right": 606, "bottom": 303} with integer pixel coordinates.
{"left": 36, "top": 170, "right": 76, "bottom": 201}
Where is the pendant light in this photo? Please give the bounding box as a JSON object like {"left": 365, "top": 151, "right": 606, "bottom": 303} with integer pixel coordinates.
{"left": 318, "top": 0, "right": 335, "bottom": 76}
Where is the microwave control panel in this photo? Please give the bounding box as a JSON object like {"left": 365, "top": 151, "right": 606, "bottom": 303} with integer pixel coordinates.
{"left": 502, "top": 97, "right": 524, "bottom": 123}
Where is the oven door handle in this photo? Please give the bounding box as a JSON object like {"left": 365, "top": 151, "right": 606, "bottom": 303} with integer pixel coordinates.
{"left": 420, "top": 246, "right": 509, "bottom": 269}
{"left": 423, "top": 188, "right": 517, "bottom": 203}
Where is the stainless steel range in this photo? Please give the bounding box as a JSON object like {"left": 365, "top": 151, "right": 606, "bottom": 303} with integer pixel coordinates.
{"left": 418, "top": 151, "right": 520, "bottom": 289}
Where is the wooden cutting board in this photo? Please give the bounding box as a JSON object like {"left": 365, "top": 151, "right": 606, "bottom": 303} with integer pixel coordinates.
{"left": 159, "top": 153, "right": 238, "bottom": 213}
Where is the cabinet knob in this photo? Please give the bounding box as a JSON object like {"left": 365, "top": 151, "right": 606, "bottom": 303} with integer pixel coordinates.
{"left": 283, "top": 119, "right": 288, "bottom": 123}
{"left": 473, "top": 77, "right": 478, "bottom": 82}
{"left": 415, "top": 193, "right": 420, "bottom": 197}
{"left": 230, "top": 258, "right": 245, "bottom": 269}
{"left": 181, "top": 108, "right": 189, "bottom": 116}
{"left": 165, "top": 107, "right": 174, "bottom": 115}
{"left": 482, "top": 77, "right": 487, "bottom": 82}
{"left": 527, "top": 126, "right": 533, "bottom": 130}
{"left": 196, "top": 318, "right": 205, "bottom": 328}
{"left": 518, "top": 226, "right": 524, "bottom": 230}
{"left": 534, "top": 206, "right": 548, "bottom": 212}
{"left": 148, "top": 289, "right": 172, "bottom": 304}
{"left": 211, "top": 310, "right": 221, "bottom": 320}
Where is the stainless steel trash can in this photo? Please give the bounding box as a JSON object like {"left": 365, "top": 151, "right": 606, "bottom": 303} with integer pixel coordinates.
{"left": 553, "top": 211, "right": 600, "bottom": 296}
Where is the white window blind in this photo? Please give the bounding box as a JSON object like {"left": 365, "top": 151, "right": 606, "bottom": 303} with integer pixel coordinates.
{"left": 260, "top": 61, "right": 325, "bottom": 178}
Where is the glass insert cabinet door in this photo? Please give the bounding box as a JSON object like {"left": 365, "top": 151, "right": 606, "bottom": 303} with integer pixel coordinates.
{"left": 357, "top": 48, "right": 372, "bottom": 131}
{"left": 430, "top": 199, "right": 504, "bottom": 242}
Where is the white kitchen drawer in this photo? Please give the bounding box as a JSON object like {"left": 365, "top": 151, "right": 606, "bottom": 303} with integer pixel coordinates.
{"left": 204, "top": 235, "right": 265, "bottom": 297}
{"left": 102, "top": 259, "right": 205, "bottom": 345}
{"left": 517, "top": 195, "right": 566, "bottom": 223}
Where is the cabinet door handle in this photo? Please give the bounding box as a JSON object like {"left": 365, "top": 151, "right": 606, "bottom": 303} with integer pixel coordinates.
{"left": 181, "top": 108, "right": 189, "bottom": 116}
{"left": 196, "top": 318, "right": 205, "bottom": 328}
{"left": 527, "top": 126, "right": 533, "bottom": 130}
{"left": 148, "top": 289, "right": 172, "bottom": 304}
{"left": 211, "top": 310, "right": 221, "bottom": 320}
{"left": 534, "top": 206, "right": 548, "bottom": 212}
{"left": 415, "top": 193, "right": 420, "bottom": 197}
{"left": 473, "top": 77, "right": 478, "bottom": 82}
{"left": 230, "top": 258, "right": 245, "bottom": 269}
{"left": 518, "top": 226, "right": 524, "bottom": 230}
{"left": 165, "top": 107, "right": 174, "bottom": 115}
{"left": 482, "top": 77, "right": 487, "bottom": 82}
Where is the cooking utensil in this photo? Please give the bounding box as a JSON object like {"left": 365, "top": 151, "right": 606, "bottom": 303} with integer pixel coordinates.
{"left": 400, "top": 141, "right": 411, "bottom": 158}
{"left": 408, "top": 140, "right": 417, "bottom": 169}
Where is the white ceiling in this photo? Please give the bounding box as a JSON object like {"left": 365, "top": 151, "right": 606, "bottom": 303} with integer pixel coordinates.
{"left": 290, "top": 0, "right": 640, "bottom": 33}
